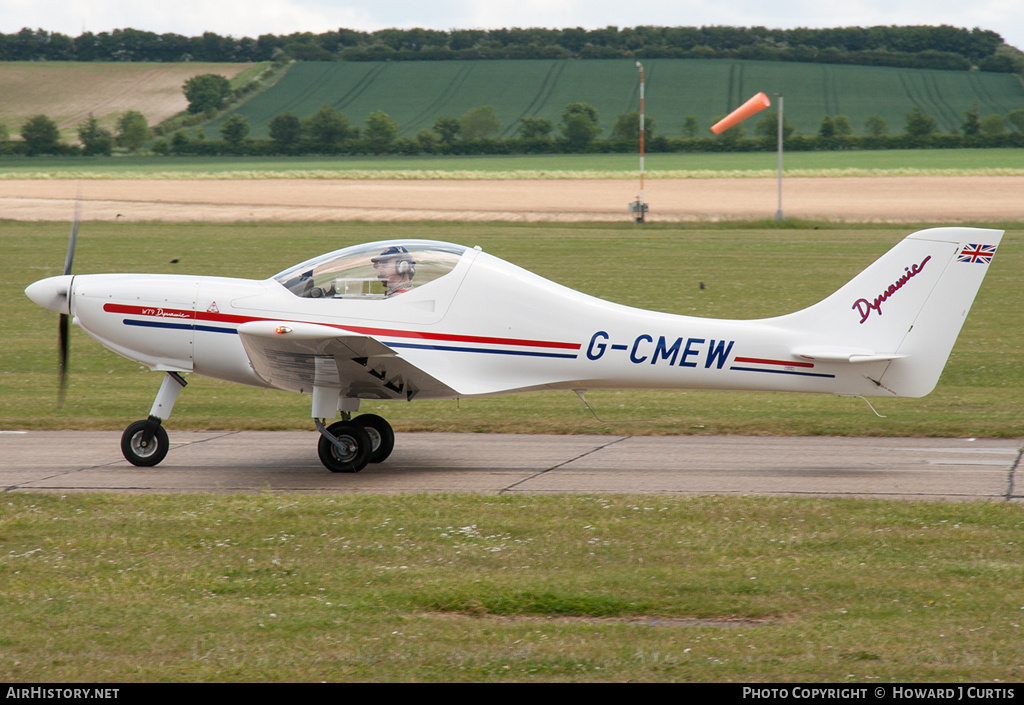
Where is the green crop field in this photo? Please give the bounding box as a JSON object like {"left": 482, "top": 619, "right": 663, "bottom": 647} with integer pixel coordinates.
{"left": 206, "top": 58, "right": 1024, "bottom": 140}
{"left": 1, "top": 58, "right": 1021, "bottom": 145}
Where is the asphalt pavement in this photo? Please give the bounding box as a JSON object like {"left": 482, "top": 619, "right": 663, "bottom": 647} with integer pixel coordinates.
{"left": 2, "top": 431, "right": 1021, "bottom": 501}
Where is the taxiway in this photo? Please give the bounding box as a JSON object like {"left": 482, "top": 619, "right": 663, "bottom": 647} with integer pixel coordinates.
{"left": 2, "top": 431, "right": 1020, "bottom": 501}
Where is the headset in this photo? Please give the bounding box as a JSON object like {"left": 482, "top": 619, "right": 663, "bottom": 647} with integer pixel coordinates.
{"left": 394, "top": 256, "right": 415, "bottom": 277}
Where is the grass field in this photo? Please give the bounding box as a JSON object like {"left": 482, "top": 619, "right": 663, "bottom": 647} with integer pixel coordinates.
{"left": 206, "top": 59, "right": 1024, "bottom": 139}
{"left": 4, "top": 220, "right": 1021, "bottom": 438}
{"left": 2, "top": 492, "right": 1022, "bottom": 682}
{"left": 2, "top": 148, "right": 1024, "bottom": 179}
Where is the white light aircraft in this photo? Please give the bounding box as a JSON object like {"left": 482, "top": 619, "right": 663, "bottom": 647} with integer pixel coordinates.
{"left": 26, "top": 226, "right": 1001, "bottom": 473}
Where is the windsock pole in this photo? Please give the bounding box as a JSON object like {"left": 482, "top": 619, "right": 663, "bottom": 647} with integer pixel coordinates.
{"left": 775, "top": 94, "right": 784, "bottom": 221}
{"left": 711, "top": 91, "right": 782, "bottom": 220}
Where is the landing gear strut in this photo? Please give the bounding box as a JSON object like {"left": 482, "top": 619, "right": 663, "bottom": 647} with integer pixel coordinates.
{"left": 120, "top": 372, "right": 186, "bottom": 467}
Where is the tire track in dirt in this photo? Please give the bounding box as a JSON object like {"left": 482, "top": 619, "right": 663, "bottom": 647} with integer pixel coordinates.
{"left": 57, "top": 66, "right": 170, "bottom": 129}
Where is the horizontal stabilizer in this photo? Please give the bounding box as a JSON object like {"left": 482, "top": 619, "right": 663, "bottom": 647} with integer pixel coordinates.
{"left": 794, "top": 349, "right": 908, "bottom": 364}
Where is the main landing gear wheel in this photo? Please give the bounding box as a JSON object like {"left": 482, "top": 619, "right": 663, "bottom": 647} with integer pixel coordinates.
{"left": 353, "top": 414, "right": 395, "bottom": 464}
{"left": 121, "top": 419, "right": 169, "bottom": 467}
{"left": 317, "top": 420, "right": 372, "bottom": 473}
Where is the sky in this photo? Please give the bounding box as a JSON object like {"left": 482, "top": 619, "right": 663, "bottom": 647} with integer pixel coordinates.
{"left": 2, "top": 0, "right": 1022, "bottom": 52}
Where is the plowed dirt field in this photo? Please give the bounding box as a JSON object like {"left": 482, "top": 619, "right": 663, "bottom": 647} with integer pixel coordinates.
{"left": 1, "top": 176, "right": 1021, "bottom": 223}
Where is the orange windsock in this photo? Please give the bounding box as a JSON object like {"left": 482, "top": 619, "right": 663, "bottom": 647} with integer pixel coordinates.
{"left": 710, "top": 92, "right": 771, "bottom": 134}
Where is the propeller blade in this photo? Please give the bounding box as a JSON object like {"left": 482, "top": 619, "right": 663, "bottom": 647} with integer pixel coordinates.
{"left": 63, "top": 201, "right": 80, "bottom": 276}
{"left": 57, "top": 197, "right": 80, "bottom": 406}
{"left": 58, "top": 313, "right": 69, "bottom": 407}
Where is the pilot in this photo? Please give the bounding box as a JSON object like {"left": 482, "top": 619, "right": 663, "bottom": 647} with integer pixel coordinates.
{"left": 371, "top": 245, "right": 416, "bottom": 297}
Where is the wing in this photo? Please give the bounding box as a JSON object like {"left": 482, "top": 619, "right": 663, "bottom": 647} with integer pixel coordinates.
{"left": 236, "top": 321, "right": 458, "bottom": 401}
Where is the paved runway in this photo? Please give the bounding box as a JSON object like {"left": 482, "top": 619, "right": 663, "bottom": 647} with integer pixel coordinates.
{"left": 1, "top": 431, "right": 1020, "bottom": 501}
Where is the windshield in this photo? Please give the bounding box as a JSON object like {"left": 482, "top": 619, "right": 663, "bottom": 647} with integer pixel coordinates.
{"left": 274, "top": 240, "right": 468, "bottom": 299}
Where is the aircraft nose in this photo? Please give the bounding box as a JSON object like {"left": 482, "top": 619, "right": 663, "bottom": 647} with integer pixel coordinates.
{"left": 25, "top": 275, "right": 74, "bottom": 314}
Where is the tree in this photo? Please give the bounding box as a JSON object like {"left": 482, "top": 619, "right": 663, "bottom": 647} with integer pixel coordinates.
{"left": 1008, "top": 109, "right": 1024, "bottom": 134}
{"left": 1007, "top": 109, "right": 1024, "bottom": 134}
{"left": 432, "top": 117, "right": 460, "bottom": 148}
{"left": 0, "top": 121, "right": 10, "bottom": 142}
{"left": 115, "top": 110, "right": 151, "bottom": 151}
{"left": 516, "top": 116, "right": 553, "bottom": 140}
{"left": 77, "top": 114, "right": 113, "bottom": 156}
{"left": 904, "top": 107, "right": 938, "bottom": 137}
{"left": 818, "top": 115, "right": 836, "bottom": 138}
{"left": 459, "top": 105, "right": 501, "bottom": 141}
{"left": 183, "top": 73, "right": 231, "bottom": 114}
{"left": 20, "top": 114, "right": 61, "bottom": 155}
{"left": 170, "top": 130, "right": 191, "bottom": 154}
{"left": 365, "top": 110, "right": 398, "bottom": 153}
{"left": 559, "top": 102, "right": 600, "bottom": 151}
{"left": 220, "top": 114, "right": 250, "bottom": 145}
{"left": 301, "top": 106, "right": 353, "bottom": 151}
{"left": 269, "top": 112, "right": 302, "bottom": 148}
{"left": 681, "top": 116, "right": 700, "bottom": 138}
{"left": 832, "top": 115, "right": 853, "bottom": 137}
{"left": 611, "top": 111, "right": 655, "bottom": 142}
{"left": 754, "top": 112, "right": 794, "bottom": 141}
{"left": 961, "top": 104, "right": 981, "bottom": 136}
{"left": 864, "top": 114, "right": 888, "bottom": 136}
{"left": 414, "top": 128, "right": 442, "bottom": 154}
{"left": 979, "top": 114, "right": 1006, "bottom": 137}
{"left": 282, "top": 39, "right": 334, "bottom": 61}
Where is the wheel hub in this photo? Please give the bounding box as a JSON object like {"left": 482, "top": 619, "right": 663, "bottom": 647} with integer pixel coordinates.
{"left": 130, "top": 432, "right": 157, "bottom": 457}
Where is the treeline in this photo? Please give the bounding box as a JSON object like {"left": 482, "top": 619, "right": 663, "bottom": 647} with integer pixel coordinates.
{"left": 7, "top": 102, "right": 1022, "bottom": 158}
{"left": 2, "top": 25, "right": 1020, "bottom": 73}
{"left": 156, "top": 104, "right": 1024, "bottom": 156}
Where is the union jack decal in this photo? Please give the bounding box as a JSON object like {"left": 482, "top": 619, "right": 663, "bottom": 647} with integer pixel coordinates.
{"left": 957, "top": 243, "right": 997, "bottom": 264}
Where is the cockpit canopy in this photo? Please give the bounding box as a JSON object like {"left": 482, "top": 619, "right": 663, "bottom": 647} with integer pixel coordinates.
{"left": 274, "top": 240, "right": 468, "bottom": 299}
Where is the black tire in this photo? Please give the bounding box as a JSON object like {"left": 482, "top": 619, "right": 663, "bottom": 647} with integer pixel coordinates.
{"left": 317, "top": 421, "right": 372, "bottom": 473}
{"left": 121, "top": 419, "right": 169, "bottom": 467}
{"left": 354, "top": 414, "right": 395, "bottom": 464}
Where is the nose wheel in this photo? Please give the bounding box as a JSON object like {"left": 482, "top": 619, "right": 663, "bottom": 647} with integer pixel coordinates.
{"left": 120, "top": 372, "right": 185, "bottom": 467}
{"left": 121, "top": 417, "right": 169, "bottom": 467}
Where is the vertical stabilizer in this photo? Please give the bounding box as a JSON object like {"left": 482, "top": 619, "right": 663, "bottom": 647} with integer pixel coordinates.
{"left": 878, "top": 228, "right": 1002, "bottom": 396}
{"left": 776, "top": 227, "right": 1002, "bottom": 397}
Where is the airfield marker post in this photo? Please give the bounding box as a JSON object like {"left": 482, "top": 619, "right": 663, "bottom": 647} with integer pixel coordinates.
{"left": 775, "top": 94, "right": 784, "bottom": 221}
{"left": 633, "top": 61, "right": 648, "bottom": 224}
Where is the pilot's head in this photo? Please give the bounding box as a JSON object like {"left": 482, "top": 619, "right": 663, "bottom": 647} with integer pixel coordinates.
{"left": 371, "top": 245, "right": 416, "bottom": 294}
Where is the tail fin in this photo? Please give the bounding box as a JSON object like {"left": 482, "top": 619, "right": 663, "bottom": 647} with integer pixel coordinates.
{"left": 777, "top": 227, "right": 1002, "bottom": 397}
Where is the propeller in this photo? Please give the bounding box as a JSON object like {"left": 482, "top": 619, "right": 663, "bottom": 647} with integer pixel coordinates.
{"left": 57, "top": 202, "right": 80, "bottom": 407}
